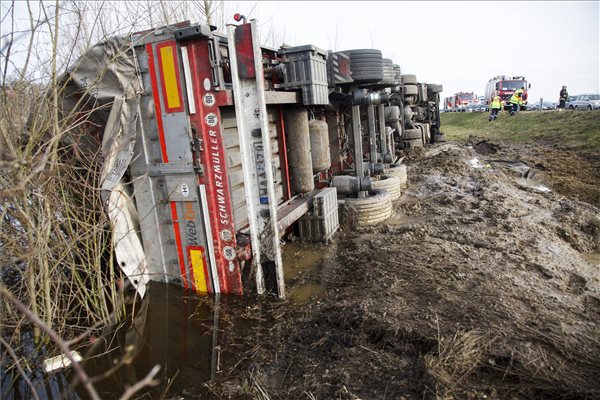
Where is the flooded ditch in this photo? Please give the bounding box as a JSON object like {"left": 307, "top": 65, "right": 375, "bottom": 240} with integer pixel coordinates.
{"left": 4, "top": 140, "right": 599, "bottom": 399}
{"left": 77, "top": 242, "right": 335, "bottom": 399}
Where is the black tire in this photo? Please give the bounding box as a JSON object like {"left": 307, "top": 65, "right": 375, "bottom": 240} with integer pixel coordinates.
{"left": 569, "top": 105, "right": 574, "bottom": 110}
{"left": 403, "top": 85, "right": 418, "bottom": 95}
{"left": 346, "top": 49, "right": 383, "bottom": 56}
{"left": 350, "top": 60, "right": 383, "bottom": 68}
{"left": 401, "top": 74, "right": 418, "bottom": 85}
{"left": 350, "top": 65, "right": 383, "bottom": 82}
{"left": 346, "top": 49, "right": 384, "bottom": 83}
{"left": 588, "top": 105, "right": 592, "bottom": 110}
{"left": 352, "top": 72, "right": 384, "bottom": 83}
{"left": 351, "top": 69, "right": 384, "bottom": 74}
{"left": 402, "top": 128, "right": 422, "bottom": 140}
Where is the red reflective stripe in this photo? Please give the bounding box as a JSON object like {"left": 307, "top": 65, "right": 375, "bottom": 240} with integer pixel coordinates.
{"left": 170, "top": 202, "right": 192, "bottom": 290}
{"left": 146, "top": 44, "right": 169, "bottom": 163}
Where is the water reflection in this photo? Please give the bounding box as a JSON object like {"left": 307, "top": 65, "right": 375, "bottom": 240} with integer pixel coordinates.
{"left": 581, "top": 252, "right": 600, "bottom": 266}
{"left": 79, "top": 240, "right": 335, "bottom": 398}
{"left": 81, "top": 283, "right": 263, "bottom": 398}
{"left": 282, "top": 241, "right": 336, "bottom": 304}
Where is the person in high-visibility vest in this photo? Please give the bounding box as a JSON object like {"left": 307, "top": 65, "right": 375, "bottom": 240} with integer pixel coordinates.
{"left": 509, "top": 87, "right": 524, "bottom": 116}
{"left": 489, "top": 95, "right": 502, "bottom": 121}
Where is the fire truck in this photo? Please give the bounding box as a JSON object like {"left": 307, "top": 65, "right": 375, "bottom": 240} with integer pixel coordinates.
{"left": 444, "top": 92, "right": 477, "bottom": 111}
{"left": 485, "top": 75, "right": 530, "bottom": 110}
{"left": 60, "top": 17, "right": 443, "bottom": 299}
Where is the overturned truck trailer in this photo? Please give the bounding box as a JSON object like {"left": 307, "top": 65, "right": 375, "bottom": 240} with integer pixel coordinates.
{"left": 61, "top": 18, "right": 443, "bottom": 299}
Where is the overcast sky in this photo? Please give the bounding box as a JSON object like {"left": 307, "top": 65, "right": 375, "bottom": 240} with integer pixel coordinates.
{"left": 248, "top": 1, "right": 599, "bottom": 103}
{"left": 3, "top": 1, "right": 599, "bottom": 103}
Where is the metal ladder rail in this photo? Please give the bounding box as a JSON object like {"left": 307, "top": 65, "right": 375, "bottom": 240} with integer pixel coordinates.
{"left": 226, "top": 21, "right": 285, "bottom": 298}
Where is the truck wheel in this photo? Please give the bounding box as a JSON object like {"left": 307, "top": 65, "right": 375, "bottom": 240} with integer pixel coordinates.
{"left": 403, "top": 85, "right": 418, "bottom": 95}
{"left": 401, "top": 74, "right": 418, "bottom": 85}
{"left": 351, "top": 70, "right": 384, "bottom": 83}
{"left": 346, "top": 49, "right": 383, "bottom": 56}
{"left": 350, "top": 66, "right": 384, "bottom": 83}
{"left": 588, "top": 105, "right": 592, "bottom": 110}
{"left": 344, "top": 189, "right": 393, "bottom": 227}
{"left": 347, "top": 49, "right": 384, "bottom": 83}
{"left": 350, "top": 60, "right": 383, "bottom": 68}
{"left": 383, "top": 163, "right": 408, "bottom": 188}
{"left": 372, "top": 175, "right": 402, "bottom": 201}
{"left": 402, "top": 128, "right": 422, "bottom": 140}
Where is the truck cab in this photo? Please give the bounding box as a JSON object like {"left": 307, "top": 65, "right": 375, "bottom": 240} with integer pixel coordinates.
{"left": 485, "top": 75, "right": 530, "bottom": 110}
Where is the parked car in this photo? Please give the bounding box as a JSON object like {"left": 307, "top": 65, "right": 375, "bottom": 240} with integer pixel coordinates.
{"left": 465, "top": 103, "right": 489, "bottom": 112}
{"left": 528, "top": 101, "right": 555, "bottom": 111}
{"left": 568, "top": 94, "right": 600, "bottom": 110}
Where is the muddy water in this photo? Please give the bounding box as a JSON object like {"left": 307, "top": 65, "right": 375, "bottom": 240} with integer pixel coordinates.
{"left": 79, "top": 241, "right": 333, "bottom": 398}
{"left": 282, "top": 241, "right": 335, "bottom": 304}
{"left": 581, "top": 252, "right": 600, "bottom": 266}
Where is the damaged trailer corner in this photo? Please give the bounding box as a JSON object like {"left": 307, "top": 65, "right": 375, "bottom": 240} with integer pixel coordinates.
{"left": 59, "top": 17, "right": 444, "bottom": 299}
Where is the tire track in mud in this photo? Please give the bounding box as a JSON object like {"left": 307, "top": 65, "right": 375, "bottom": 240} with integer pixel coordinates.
{"left": 216, "top": 142, "right": 600, "bottom": 400}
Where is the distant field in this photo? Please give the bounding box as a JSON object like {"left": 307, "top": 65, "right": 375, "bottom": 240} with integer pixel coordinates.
{"left": 441, "top": 110, "right": 600, "bottom": 150}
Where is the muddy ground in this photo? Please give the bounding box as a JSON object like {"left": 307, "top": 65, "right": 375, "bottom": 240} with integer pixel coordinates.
{"left": 207, "top": 140, "right": 600, "bottom": 400}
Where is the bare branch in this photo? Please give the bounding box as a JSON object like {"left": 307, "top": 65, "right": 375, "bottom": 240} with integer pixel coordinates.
{"left": 119, "top": 364, "right": 161, "bottom": 400}
{"left": 0, "top": 287, "right": 102, "bottom": 400}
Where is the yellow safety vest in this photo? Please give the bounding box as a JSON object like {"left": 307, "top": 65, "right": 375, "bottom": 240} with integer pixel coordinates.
{"left": 510, "top": 89, "right": 524, "bottom": 105}
{"left": 491, "top": 96, "right": 502, "bottom": 109}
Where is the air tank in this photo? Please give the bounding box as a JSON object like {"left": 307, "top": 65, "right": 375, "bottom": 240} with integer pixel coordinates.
{"left": 308, "top": 119, "right": 331, "bottom": 172}
{"left": 330, "top": 175, "right": 372, "bottom": 194}
{"left": 283, "top": 107, "right": 314, "bottom": 193}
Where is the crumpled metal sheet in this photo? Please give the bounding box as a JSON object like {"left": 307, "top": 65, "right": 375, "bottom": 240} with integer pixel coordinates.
{"left": 60, "top": 36, "right": 148, "bottom": 298}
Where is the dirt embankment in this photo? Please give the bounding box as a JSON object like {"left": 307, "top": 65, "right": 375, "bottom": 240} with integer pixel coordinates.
{"left": 213, "top": 142, "right": 600, "bottom": 400}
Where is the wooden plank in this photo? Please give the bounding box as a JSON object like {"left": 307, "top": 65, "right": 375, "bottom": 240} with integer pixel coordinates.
{"left": 264, "top": 91, "right": 302, "bottom": 105}
{"left": 276, "top": 194, "right": 315, "bottom": 234}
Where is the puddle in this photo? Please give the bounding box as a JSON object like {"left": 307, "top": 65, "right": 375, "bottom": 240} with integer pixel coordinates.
{"left": 282, "top": 241, "right": 335, "bottom": 304}
{"left": 486, "top": 159, "right": 531, "bottom": 176}
{"left": 79, "top": 282, "right": 263, "bottom": 398}
{"left": 516, "top": 178, "right": 552, "bottom": 193}
{"left": 75, "top": 241, "right": 333, "bottom": 398}
{"left": 581, "top": 252, "right": 600, "bottom": 266}
{"left": 485, "top": 159, "right": 552, "bottom": 193}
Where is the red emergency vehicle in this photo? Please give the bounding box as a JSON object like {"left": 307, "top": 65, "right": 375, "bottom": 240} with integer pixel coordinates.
{"left": 444, "top": 92, "right": 477, "bottom": 111}
{"left": 485, "top": 75, "right": 530, "bottom": 110}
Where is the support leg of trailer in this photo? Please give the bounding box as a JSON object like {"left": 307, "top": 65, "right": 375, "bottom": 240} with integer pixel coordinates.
{"left": 367, "top": 105, "right": 377, "bottom": 164}
{"left": 378, "top": 104, "right": 387, "bottom": 162}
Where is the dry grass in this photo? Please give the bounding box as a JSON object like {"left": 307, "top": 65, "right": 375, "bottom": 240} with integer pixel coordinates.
{"left": 0, "top": 78, "right": 123, "bottom": 379}
{"left": 424, "top": 330, "right": 495, "bottom": 398}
